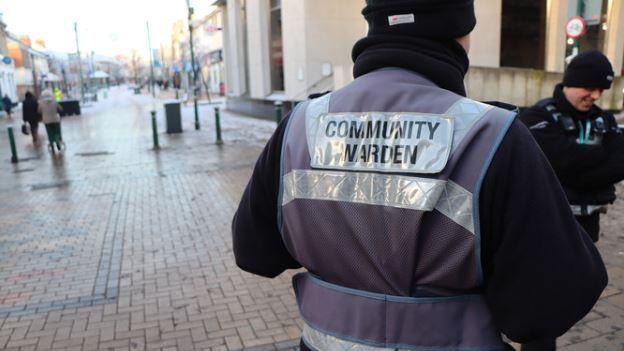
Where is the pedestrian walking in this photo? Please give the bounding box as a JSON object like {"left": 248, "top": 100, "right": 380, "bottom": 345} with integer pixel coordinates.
{"left": 38, "top": 89, "right": 65, "bottom": 153}
{"left": 54, "top": 87, "right": 63, "bottom": 102}
{"left": 22, "top": 91, "right": 41, "bottom": 146}
{"left": 2, "top": 94, "right": 15, "bottom": 118}
{"left": 520, "top": 50, "right": 624, "bottom": 243}
{"left": 232, "top": 1, "right": 607, "bottom": 350}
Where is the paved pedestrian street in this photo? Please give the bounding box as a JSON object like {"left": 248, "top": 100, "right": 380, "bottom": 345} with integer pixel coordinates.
{"left": 0, "top": 87, "right": 622, "bottom": 350}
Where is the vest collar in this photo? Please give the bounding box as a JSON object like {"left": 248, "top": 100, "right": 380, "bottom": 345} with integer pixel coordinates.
{"left": 359, "top": 67, "right": 443, "bottom": 89}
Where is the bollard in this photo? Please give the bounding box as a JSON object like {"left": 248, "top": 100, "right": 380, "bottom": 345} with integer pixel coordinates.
{"left": 194, "top": 99, "right": 200, "bottom": 131}
{"left": 7, "top": 127, "right": 18, "bottom": 163}
{"left": 274, "top": 101, "right": 283, "bottom": 124}
{"left": 151, "top": 111, "right": 160, "bottom": 149}
{"left": 214, "top": 107, "right": 223, "bottom": 145}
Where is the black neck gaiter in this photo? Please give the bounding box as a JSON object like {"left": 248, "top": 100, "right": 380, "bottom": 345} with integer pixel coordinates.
{"left": 352, "top": 35, "right": 470, "bottom": 96}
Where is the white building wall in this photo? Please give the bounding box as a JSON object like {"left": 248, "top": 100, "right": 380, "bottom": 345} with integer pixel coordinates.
{"left": 470, "top": 0, "right": 502, "bottom": 68}
{"left": 196, "top": 8, "right": 226, "bottom": 93}
{"left": 605, "top": 0, "right": 624, "bottom": 76}
{"left": 0, "top": 63, "right": 17, "bottom": 101}
{"left": 545, "top": 0, "right": 570, "bottom": 73}
{"left": 246, "top": 0, "right": 272, "bottom": 99}
{"left": 224, "top": 0, "right": 247, "bottom": 96}
{"left": 282, "top": 0, "right": 308, "bottom": 101}
{"left": 282, "top": 0, "right": 366, "bottom": 101}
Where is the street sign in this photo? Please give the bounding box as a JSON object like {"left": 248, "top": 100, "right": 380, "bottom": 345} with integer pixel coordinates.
{"left": 566, "top": 16, "right": 587, "bottom": 39}
{"left": 2, "top": 56, "right": 12, "bottom": 65}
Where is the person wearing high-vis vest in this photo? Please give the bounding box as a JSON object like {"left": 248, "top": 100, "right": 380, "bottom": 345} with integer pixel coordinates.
{"left": 232, "top": 1, "right": 607, "bottom": 350}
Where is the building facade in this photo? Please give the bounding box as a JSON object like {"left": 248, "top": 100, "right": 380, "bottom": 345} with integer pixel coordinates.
{"left": 196, "top": 6, "right": 225, "bottom": 94}
{"left": 0, "top": 15, "right": 17, "bottom": 103}
{"left": 220, "top": 0, "right": 366, "bottom": 116}
{"left": 220, "top": 0, "right": 624, "bottom": 117}
{"left": 7, "top": 35, "right": 50, "bottom": 100}
{"left": 467, "top": 0, "right": 624, "bottom": 109}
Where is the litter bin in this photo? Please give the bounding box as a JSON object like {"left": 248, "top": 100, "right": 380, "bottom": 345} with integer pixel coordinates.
{"left": 164, "top": 100, "right": 183, "bottom": 134}
{"left": 59, "top": 99, "right": 81, "bottom": 117}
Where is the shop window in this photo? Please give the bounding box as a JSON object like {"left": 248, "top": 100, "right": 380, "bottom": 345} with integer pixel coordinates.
{"left": 500, "top": 0, "right": 547, "bottom": 69}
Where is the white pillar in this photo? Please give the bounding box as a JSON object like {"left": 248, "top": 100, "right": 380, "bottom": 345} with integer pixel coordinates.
{"left": 223, "top": 0, "right": 247, "bottom": 97}
{"left": 545, "top": 0, "right": 570, "bottom": 73}
{"left": 469, "top": 0, "right": 502, "bottom": 68}
{"left": 282, "top": 0, "right": 308, "bottom": 101}
{"left": 282, "top": 0, "right": 366, "bottom": 101}
{"left": 245, "top": 0, "right": 271, "bottom": 99}
{"left": 604, "top": 0, "right": 624, "bottom": 76}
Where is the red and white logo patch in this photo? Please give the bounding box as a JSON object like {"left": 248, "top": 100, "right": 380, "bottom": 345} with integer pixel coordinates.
{"left": 388, "top": 14, "right": 415, "bottom": 26}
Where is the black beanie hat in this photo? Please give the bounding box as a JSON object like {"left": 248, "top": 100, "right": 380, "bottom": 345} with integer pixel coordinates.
{"left": 363, "top": 0, "right": 476, "bottom": 39}
{"left": 563, "top": 50, "right": 614, "bottom": 90}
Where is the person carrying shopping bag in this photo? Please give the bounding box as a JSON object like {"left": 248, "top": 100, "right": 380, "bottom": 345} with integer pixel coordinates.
{"left": 22, "top": 91, "right": 41, "bottom": 146}
{"left": 38, "top": 89, "right": 65, "bottom": 153}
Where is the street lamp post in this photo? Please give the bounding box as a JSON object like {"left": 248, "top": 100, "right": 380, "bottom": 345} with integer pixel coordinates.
{"left": 186, "top": 0, "right": 200, "bottom": 130}
{"left": 74, "top": 22, "right": 86, "bottom": 102}
{"left": 61, "top": 67, "right": 68, "bottom": 94}
{"left": 146, "top": 21, "right": 156, "bottom": 99}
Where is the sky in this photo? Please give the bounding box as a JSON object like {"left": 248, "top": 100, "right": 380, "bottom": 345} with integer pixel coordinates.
{"left": 0, "top": 0, "right": 215, "bottom": 59}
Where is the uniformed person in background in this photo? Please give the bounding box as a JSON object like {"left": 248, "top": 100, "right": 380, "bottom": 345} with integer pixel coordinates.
{"left": 520, "top": 50, "right": 624, "bottom": 243}
{"left": 233, "top": 1, "right": 607, "bottom": 350}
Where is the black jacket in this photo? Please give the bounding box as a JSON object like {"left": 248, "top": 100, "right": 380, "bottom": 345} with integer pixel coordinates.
{"left": 519, "top": 85, "right": 624, "bottom": 205}
{"left": 233, "top": 110, "right": 608, "bottom": 344}
{"left": 233, "top": 46, "right": 607, "bottom": 345}
{"left": 22, "top": 97, "right": 40, "bottom": 123}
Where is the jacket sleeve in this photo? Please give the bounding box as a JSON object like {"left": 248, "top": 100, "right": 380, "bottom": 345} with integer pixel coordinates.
{"left": 479, "top": 119, "right": 607, "bottom": 343}
{"left": 232, "top": 113, "right": 302, "bottom": 278}
{"left": 519, "top": 107, "right": 608, "bottom": 177}
{"left": 563, "top": 114, "right": 624, "bottom": 190}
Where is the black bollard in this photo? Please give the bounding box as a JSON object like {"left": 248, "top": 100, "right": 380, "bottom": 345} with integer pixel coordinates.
{"left": 214, "top": 107, "right": 223, "bottom": 145}
{"left": 274, "top": 101, "right": 283, "bottom": 124}
{"left": 151, "top": 111, "right": 160, "bottom": 149}
{"left": 8, "top": 127, "right": 18, "bottom": 163}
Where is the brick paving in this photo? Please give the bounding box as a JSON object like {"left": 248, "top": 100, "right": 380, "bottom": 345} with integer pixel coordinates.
{"left": 0, "top": 88, "right": 299, "bottom": 351}
{"left": 0, "top": 87, "right": 622, "bottom": 350}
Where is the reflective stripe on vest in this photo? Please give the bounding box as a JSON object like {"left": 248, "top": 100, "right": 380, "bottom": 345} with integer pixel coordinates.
{"left": 287, "top": 93, "right": 490, "bottom": 233}
{"left": 282, "top": 170, "right": 474, "bottom": 233}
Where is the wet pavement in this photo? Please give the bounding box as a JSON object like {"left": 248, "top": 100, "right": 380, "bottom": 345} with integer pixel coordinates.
{"left": 0, "top": 87, "right": 300, "bottom": 351}
{"left": 0, "top": 86, "right": 622, "bottom": 350}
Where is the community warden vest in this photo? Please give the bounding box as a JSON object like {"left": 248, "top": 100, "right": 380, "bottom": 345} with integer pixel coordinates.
{"left": 278, "top": 69, "right": 515, "bottom": 351}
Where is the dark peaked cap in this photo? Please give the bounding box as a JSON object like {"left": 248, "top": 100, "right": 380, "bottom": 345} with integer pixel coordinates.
{"left": 363, "top": 0, "right": 476, "bottom": 39}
